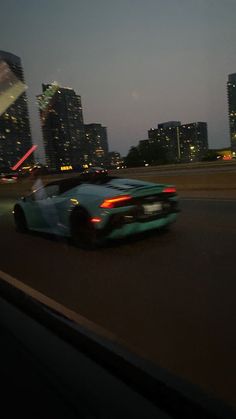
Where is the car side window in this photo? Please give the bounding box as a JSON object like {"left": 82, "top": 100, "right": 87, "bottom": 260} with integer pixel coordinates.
{"left": 31, "top": 184, "right": 60, "bottom": 201}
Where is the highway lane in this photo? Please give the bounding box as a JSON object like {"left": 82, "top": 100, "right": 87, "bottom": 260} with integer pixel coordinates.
{"left": 118, "top": 166, "right": 236, "bottom": 177}
{"left": 115, "top": 161, "right": 236, "bottom": 177}
{"left": 0, "top": 194, "right": 236, "bottom": 409}
{"left": 126, "top": 167, "right": 236, "bottom": 177}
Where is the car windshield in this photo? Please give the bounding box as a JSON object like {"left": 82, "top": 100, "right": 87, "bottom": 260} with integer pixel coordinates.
{"left": 1, "top": 1, "right": 236, "bottom": 415}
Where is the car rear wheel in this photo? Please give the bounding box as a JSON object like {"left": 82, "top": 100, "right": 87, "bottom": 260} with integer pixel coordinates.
{"left": 70, "top": 208, "right": 100, "bottom": 250}
{"left": 14, "top": 206, "right": 28, "bottom": 233}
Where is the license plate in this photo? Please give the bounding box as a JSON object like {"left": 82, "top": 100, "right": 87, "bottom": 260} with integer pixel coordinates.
{"left": 143, "top": 202, "right": 162, "bottom": 214}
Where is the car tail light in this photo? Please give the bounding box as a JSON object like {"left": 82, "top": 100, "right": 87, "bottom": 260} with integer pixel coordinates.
{"left": 163, "top": 187, "right": 176, "bottom": 194}
{"left": 100, "top": 195, "right": 132, "bottom": 209}
{"left": 91, "top": 217, "right": 102, "bottom": 223}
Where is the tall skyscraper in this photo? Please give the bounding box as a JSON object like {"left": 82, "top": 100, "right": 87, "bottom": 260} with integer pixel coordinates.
{"left": 84, "top": 123, "right": 109, "bottom": 165}
{"left": 157, "top": 121, "right": 181, "bottom": 129}
{"left": 37, "top": 83, "right": 85, "bottom": 170}
{"left": 148, "top": 121, "right": 208, "bottom": 163}
{"left": 179, "top": 122, "right": 208, "bottom": 162}
{"left": 148, "top": 121, "right": 181, "bottom": 163}
{"left": 227, "top": 73, "right": 236, "bottom": 156}
{"left": 0, "top": 51, "right": 33, "bottom": 171}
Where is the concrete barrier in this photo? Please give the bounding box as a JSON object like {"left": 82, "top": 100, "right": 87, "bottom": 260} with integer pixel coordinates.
{"left": 1, "top": 161, "right": 236, "bottom": 200}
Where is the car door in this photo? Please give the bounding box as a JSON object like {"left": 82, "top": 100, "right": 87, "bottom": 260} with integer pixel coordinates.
{"left": 25, "top": 184, "right": 61, "bottom": 232}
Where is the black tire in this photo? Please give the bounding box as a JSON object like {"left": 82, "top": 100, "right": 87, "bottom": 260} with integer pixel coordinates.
{"left": 14, "top": 205, "right": 28, "bottom": 233}
{"left": 70, "top": 208, "right": 100, "bottom": 250}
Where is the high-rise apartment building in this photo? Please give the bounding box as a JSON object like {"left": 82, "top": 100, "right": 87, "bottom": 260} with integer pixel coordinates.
{"left": 148, "top": 121, "right": 181, "bottom": 163}
{"left": 157, "top": 121, "right": 181, "bottom": 129}
{"left": 148, "top": 121, "right": 208, "bottom": 163}
{"left": 179, "top": 122, "right": 208, "bottom": 162}
{"left": 227, "top": 73, "right": 236, "bottom": 156}
{"left": 107, "top": 151, "right": 122, "bottom": 168}
{"left": 37, "top": 83, "right": 85, "bottom": 170}
{"left": 84, "top": 123, "right": 109, "bottom": 165}
{"left": 0, "top": 51, "right": 33, "bottom": 171}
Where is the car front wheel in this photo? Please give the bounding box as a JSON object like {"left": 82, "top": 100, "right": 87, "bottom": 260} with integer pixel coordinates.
{"left": 14, "top": 206, "right": 28, "bottom": 233}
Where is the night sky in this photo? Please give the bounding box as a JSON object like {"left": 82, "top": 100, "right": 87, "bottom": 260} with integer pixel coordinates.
{"left": 1, "top": 0, "right": 236, "bottom": 159}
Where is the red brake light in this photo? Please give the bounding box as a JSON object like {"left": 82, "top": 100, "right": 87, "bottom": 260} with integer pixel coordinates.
{"left": 91, "top": 217, "right": 102, "bottom": 223}
{"left": 163, "top": 187, "right": 176, "bottom": 193}
{"left": 100, "top": 195, "right": 132, "bottom": 209}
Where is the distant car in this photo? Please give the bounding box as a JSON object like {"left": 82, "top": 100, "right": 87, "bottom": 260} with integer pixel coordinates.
{"left": 83, "top": 166, "right": 108, "bottom": 175}
{"left": 13, "top": 174, "right": 179, "bottom": 248}
{"left": 0, "top": 173, "right": 19, "bottom": 183}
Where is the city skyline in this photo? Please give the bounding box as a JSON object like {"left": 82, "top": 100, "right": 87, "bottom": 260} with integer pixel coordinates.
{"left": 0, "top": 52, "right": 231, "bottom": 167}
{"left": 0, "top": 49, "right": 231, "bottom": 168}
{"left": 1, "top": 1, "right": 236, "bottom": 158}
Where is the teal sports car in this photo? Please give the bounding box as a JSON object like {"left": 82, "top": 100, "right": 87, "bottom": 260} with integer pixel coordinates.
{"left": 13, "top": 173, "right": 179, "bottom": 248}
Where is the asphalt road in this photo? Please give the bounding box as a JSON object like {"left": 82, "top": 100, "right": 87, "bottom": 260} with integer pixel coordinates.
{"left": 0, "top": 190, "right": 236, "bottom": 409}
